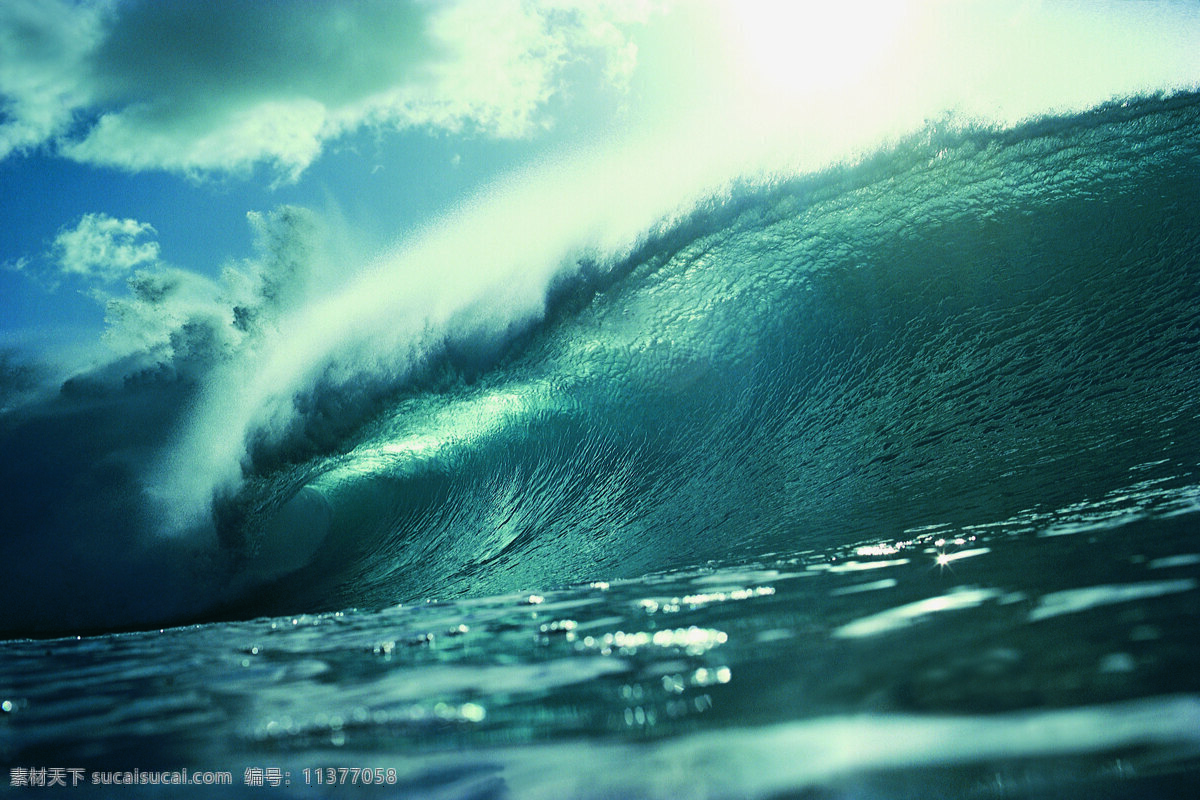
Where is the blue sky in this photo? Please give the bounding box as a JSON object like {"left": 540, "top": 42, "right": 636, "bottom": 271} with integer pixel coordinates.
{"left": 3, "top": 0, "right": 1199, "bottom": 378}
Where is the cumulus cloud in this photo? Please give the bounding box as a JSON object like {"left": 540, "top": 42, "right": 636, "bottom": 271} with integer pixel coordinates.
{"left": 51, "top": 212, "right": 161, "bottom": 283}
{"left": 0, "top": 0, "right": 653, "bottom": 180}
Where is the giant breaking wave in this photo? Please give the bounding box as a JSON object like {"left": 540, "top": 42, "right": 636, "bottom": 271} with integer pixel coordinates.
{"left": 2, "top": 92, "right": 1199, "bottom": 637}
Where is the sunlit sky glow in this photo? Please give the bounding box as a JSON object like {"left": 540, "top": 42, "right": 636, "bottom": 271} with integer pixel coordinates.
{"left": 3, "top": 0, "right": 1199, "bottom": 379}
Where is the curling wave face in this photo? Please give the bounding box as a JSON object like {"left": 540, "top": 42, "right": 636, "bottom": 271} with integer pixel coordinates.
{"left": 2, "top": 93, "right": 1200, "bottom": 636}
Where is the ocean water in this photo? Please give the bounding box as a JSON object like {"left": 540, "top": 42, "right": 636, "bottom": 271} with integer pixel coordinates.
{"left": 2, "top": 92, "right": 1200, "bottom": 797}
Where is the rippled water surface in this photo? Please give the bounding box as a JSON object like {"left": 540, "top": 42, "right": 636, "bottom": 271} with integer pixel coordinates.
{"left": 4, "top": 468, "right": 1200, "bottom": 798}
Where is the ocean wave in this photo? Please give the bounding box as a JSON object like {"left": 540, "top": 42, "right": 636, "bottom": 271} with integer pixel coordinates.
{"left": 2, "top": 92, "right": 1199, "bottom": 636}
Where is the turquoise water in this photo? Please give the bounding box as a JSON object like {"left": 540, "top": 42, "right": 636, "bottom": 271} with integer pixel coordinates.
{"left": 2, "top": 93, "right": 1200, "bottom": 797}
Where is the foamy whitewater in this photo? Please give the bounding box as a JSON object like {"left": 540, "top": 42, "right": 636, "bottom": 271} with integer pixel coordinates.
{"left": 3, "top": 4, "right": 1200, "bottom": 797}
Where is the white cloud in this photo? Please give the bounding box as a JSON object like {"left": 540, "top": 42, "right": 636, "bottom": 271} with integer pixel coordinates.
{"left": 0, "top": 0, "right": 654, "bottom": 180}
{"left": 52, "top": 213, "right": 161, "bottom": 283}
{"left": 0, "top": 0, "right": 106, "bottom": 161}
